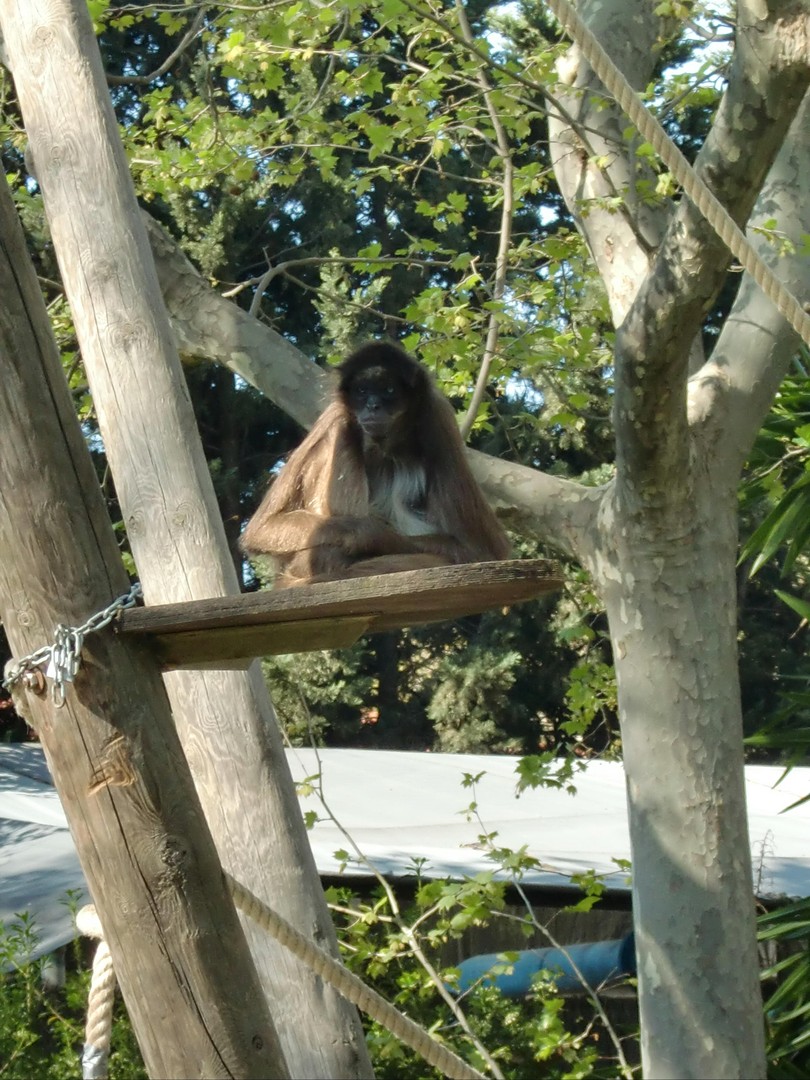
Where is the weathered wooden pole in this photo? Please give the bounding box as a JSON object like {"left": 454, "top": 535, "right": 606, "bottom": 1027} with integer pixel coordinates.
{"left": 0, "top": 172, "right": 288, "bottom": 1078}
{"left": 0, "top": 3, "right": 372, "bottom": 1076}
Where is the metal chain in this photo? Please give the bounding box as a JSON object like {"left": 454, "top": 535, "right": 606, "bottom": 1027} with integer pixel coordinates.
{"left": 2, "top": 583, "right": 143, "bottom": 708}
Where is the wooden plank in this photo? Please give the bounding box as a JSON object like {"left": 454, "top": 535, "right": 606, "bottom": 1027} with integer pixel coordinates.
{"left": 118, "top": 560, "right": 562, "bottom": 666}
{"left": 157, "top": 616, "right": 376, "bottom": 668}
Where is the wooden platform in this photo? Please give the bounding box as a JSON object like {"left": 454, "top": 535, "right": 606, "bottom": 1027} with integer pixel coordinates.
{"left": 117, "top": 559, "right": 562, "bottom": 668}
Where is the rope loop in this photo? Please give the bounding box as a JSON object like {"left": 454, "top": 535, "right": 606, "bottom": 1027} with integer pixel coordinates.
{"left": 77, "top": 905, "right": 117, "bottom": 1080}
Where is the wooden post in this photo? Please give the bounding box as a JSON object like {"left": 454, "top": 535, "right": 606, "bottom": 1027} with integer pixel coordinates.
{"left": 0, "top": 3, "right": 372, "bottom": 1075}
{"left": 0, "top": 174, "right": 288, "bottom": 1077}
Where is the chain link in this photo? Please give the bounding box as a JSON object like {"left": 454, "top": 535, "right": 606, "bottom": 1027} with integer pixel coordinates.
{"left": 2, "top": 583, "right": 143, "bottom": 708}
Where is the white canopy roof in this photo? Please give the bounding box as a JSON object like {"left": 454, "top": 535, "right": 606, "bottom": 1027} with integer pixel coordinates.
{"left": 2, "top": 743, "right": 808, "bottom": 962}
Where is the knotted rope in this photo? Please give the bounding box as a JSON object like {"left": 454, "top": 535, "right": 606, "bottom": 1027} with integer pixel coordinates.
{"left": 76, "top": 905, "right": 117, "bottom": 1080}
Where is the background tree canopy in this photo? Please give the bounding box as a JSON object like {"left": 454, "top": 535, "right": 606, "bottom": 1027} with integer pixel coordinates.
{"left": 2, "top": 0, "right": 803, "bottom": 757}
{"left": 0, "top": 2, "right": 793, "bottom": 754}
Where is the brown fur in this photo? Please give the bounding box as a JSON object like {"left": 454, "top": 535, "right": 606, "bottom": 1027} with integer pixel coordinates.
{"left": 241, "top": 343, "right": 510, "bottom": 587}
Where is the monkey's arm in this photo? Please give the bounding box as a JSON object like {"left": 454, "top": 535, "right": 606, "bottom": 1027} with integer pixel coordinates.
{"left": 242, "top": 508, "right": 461, "bottom": 587}
{"left": 241, "top": 508, "right": 454, "bottom": 559}
{"left": 421, "top": 397, "right": 512, "bottom": 563}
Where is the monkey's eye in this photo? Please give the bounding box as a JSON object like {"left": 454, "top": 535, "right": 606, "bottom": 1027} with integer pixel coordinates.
{"left": 351, "top": 382, "right": 399, "bottom": 402}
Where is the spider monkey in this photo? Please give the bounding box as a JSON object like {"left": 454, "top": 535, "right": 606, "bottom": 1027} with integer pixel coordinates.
{"left": 240, "top": 341, "right": 511, "bottom": 588}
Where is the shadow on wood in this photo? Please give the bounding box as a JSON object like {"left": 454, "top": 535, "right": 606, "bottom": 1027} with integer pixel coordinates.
{"left": 117, "top": 559, "right": 562, "bottom": 668}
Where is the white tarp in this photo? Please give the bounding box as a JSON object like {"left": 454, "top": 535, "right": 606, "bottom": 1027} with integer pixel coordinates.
{"left": 2, "top": 743, "right": 808, "bottom": 962}
{"left": 288, "top": 748, "right": 810, "bottom": 898}
{"left": 0, "top": 743, "right": 88, "bottom": 962}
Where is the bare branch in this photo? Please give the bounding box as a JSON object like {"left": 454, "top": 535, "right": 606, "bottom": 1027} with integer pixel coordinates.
{"left": 701, "top": 93, "right": 810, "bottom": 470}
{"left": 455, "top": 0, "right": 515, "bottom": 441}
{"left": 106, "top": 9, "right": 206, "bottom": 86}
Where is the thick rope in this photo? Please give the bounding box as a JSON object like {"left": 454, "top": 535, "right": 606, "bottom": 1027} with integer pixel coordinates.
{"left": 545, "top": 0, "right": 810, "bottom": 346}
{"left": 225, "top": 874, "right": 485, "bottom": 1080}
{"left": 76, "top": 905, "right": 116, "bottom": 1080}
{"left": 74, "top": 887, "right": 484, "bottom": 1079}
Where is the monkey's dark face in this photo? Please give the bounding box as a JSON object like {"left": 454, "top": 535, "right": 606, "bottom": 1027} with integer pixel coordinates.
{"left": 343, "top": 366, "right": 410, "bottom": 447}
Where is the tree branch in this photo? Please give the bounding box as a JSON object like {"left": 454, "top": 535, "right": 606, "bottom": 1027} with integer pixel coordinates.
{"left": 454, "top": 1, "right": 514, "bottom": 440}
{"left": 143, "top": 214, "right": 328, "bottom": 429}
{"left": 614, "top": 0, "right": 810, "bottom": 510}
{"left": 106, "top": 9, "right": 206, "bottom": 86}
{"left": 695, "top": 92, "right": 810, "bottom": 471}
{"left": 467, "top": 449, "right": 600, "bottom": 563}
{"left": 547, "top": 0, "right": 675, "bottom": 325}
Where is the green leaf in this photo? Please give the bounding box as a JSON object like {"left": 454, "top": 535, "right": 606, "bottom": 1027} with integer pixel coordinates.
{"left": 742, "top": 473, "right": 810, "bottom": 573}
{"left": 774, "top": 590, "right": 810, "bottom": 621}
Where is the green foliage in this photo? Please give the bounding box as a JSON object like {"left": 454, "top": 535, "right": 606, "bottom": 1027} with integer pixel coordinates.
{"left": 325, "top": 767, "right": 636, "bottom": 1076}
{"left": 759, "top": 898, "right": 810, "bottom": 1078}
{"left": 426, "top": 646, "right": 524, "bottom": 753}
{"left": 262, "top": 587, "right": 616, "bottom": 753}
{"left": 562, "top": 662, "right": 618, "bottom": 746}
{"left": 263, "top": 645, "right": 375, "bottom": 746}
{"left": 260, "top": 529, "right": 619, "bottom": 755}
{"left": 0, "top": 913, "right": 145, "bottom": 1079}
{"left": 740, "top": 368, "right": 810, "bottom": 756}
{"left": 327, "top": 876, "right": 631, "bottom": 1079}
{"left": 514, "top": 752, "right": 581, "bottom": 795}
{"left": 741, "top": 368, "right": 810, "bottom": 1076}
{"left": 0, "top": 868, "right": 631, "bottom": 1080}
{"left": 744, "top": 472, "right": 810, "bottom": 579}
{"left": 7, "top": 881, "right": 808, "bottom": 1079}
{"left": 83, "top": 0, "right": 618, "bottom": 418}
{"left": 741, "top": 372, "right": 810, "bottom": 580}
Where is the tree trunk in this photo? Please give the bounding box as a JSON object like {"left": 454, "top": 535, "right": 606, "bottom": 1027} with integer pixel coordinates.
{"left": 548, "top": 4, "right": 808, "bottom": 1075}
{"left": 0, "top": 3, "right": 372, "bottom": 1075}
{"left": 593, "top": 474, "right": 765, "bottom": 1077}
{"left": 0, "top": 170, "right": 289, "bottom": 1080}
